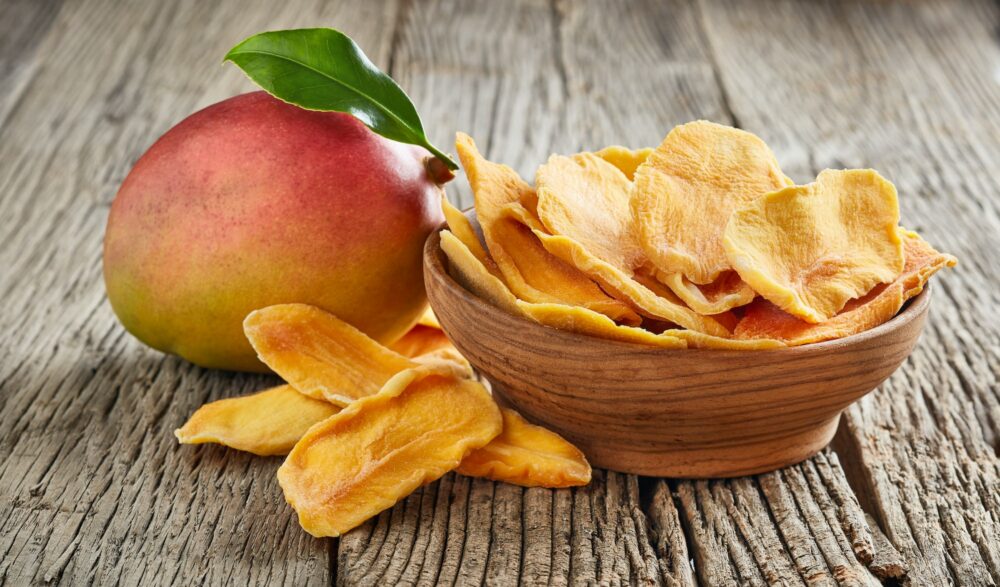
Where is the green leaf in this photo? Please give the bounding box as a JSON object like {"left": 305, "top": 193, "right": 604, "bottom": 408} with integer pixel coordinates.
{"left": 225, "top": 28, "right": 457, "bottom": 170}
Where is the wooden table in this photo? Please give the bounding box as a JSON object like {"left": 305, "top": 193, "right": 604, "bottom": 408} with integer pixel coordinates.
{"left": 2, "top": 0, "right": 997, "bottom": 584}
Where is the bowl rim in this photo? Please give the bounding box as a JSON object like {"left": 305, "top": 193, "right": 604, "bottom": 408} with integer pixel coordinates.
{"left": 423, "top": 226, "right": 932, "bottom": 357}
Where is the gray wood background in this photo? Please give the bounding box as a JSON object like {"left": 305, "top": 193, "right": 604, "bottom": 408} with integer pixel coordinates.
{"left": 1, "top": 0, "right": 997, "bottom": 584}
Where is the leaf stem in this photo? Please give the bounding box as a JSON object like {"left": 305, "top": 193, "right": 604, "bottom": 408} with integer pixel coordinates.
{"left": 421, "top": 142, "right": 459, "bottom": 171}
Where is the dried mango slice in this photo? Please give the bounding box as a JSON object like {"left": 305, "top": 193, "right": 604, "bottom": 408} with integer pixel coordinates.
{"left": 457, "top": 408, "right": 591, "bottom": 488}
{"left": 516, "top": 302, "right": 687, "bottom": 348}
{"left": 441, "top": 230, "right": 523, "bottom": 316}
{"left": 594, "top": 145, "right": 652, "bottom": 180}
{"left": 244, "top": 304, "right": 458, "bottom": 406}
{"left": 390, "top": 324, "right": 453, "bottom": 358}
{"left": 735, "top": 231, "right": 955, "bottom": 345}
{"left": 456, "top": 133, "right": 638, "bottom": 324}
{"left": 416, "top": 346, "right": 472, "bottom": 376}
{"left": 418, "top": 306, "right": 441, "bottom": 329}
{"left": 527, "top": 229, "right": 732, "bottom": 336}
{"left": 724, "top": 169, "right": 905, "bottom": 323}
{"left": 536, "top": 153, "right": 643, "bottom": 271}
{"left": 663, "top": 327, "right": 784, "bottom": 350}
{"left": 441, "top": 229, "right": 688, "bottom": 348}
{"left": 440, "top": 194, "right": 494, "bottom": 272}
{"left": 658, "top": 271, "right": 756, "bottom": 315}
{"left": 277, "top": 367, "right": 502, "bottom": 537}
{"left": 174, "top": 385, "right": 339, "bottom": 456}
{"left": 632, "top": 120, "right": 792, "bottom": 284}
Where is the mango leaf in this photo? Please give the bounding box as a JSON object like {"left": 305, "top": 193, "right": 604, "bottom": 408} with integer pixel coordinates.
{"left": 225, "top": 28, "right": 457, "bottom": 170}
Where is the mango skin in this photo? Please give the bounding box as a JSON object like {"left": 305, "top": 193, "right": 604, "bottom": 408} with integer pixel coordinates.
{"left": 104, "top": 91, "right": 444, "bottom": 372}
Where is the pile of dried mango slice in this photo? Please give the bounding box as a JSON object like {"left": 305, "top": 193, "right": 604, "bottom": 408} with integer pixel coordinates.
{"left": 176, "top": 304, "right": 591, "bottom": 537}
{"left": 444, "top": 122, "right": 956, "bottom": 348}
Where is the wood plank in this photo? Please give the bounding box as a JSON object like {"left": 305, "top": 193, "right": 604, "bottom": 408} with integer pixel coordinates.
{"left": 668, "top": 450, "right": 906, "bottom": 585}
{"left": 0, "top": 0, "right": 64, "bottom": 127}
{"left": 339, "top": 471, "right": 675, "bottom": 585}
{"left": 0, "top": 0, "right": 401, "bottom": 583}
{"left": 697, "top": 0, "right": 1000, "bottom": 584}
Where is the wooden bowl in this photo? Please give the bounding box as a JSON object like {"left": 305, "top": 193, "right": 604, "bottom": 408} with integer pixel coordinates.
{"left": 423, "top": 229, "right": 931, "bottom": 478}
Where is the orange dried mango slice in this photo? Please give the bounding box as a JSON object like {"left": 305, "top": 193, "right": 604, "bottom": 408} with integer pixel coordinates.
{"left": 417, "top": 306, "right": 441, "bottom": 329}
{"left": 657, "top": 271, "right": 756, "bottom": 315}
{"left": 516, "top": 302, "right": 687, "bottom": 349}
{"left": 440, "top": 194, "right": 494, "bottom": 272}
{"left": 735, "top": 231, "right": 955, "bottom": 345}
{"left": 390, "top": 324, "right": 453, "bottom": 358}
{"left": 277, "top": 367, "right": 502, "bottom": 537}
{"left": 244, "top": 304, "right": 462, "bottom": 406}
{"left": 441, "top": 230, "right": 523, "bottom": 316}
{"left": 456, "top": 133, "right": 638, "bottom": 324}
{"left": 526, "top": 229, "right": 732, "bottom": 336}
{"left": 632, "top": 120, "right": 792, "bottom": 284}
{"left": 441, "top": 229, "right": 688, "bottom": 348}
{"left": 594, "top": 145, "right": 652, "bottom": 180}
{"left": 661, "top": 327, "right": 783, "bottom": 350}
{"left": 535, "top": 153, "right": 643, "bottom": 271}
{"left": 174, "top": 384, "right": 339, "bottom": 456}
{"left": 724, "top": 169, "right": 905, "bottom": 323}
{"left": 457, "top": 408, "right": 591, "bottom": 488}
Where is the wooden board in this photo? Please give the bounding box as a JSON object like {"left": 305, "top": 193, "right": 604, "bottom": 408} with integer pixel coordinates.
{"left": 0, "top": 0, "right": 996, "bottom": 585}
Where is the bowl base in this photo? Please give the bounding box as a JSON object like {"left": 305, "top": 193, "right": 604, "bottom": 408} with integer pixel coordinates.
{"left": 573, "top": 414, "right": 842, "bottom": 478}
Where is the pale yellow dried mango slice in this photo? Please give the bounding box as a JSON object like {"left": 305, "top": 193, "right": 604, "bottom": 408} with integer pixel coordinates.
{"left": 594, "top": 146, "right": 652, "bottom": 180}
{"left": 456, "top": 133, "right": 638, "bottom": 324}
{"left": 658, "top": 271, "right": 756, "bottom": 315}
{"left": 440, "top": 194, "right": 495, "bottom": 272}
{"left": 662, "top": 328, "right": 784, "bottom": 350}
{"left": 244, "top": 304, "right": 435, "bottom": 406}
{"left": 278, "top": 367, "right": 502, "bottom": 537}
{"left": 735, "top": 231, "right": 955, "bottom": 345}
{"left": 417, "top": 306, "right": 441, "bottom": 329}
{"left": 174, "top": 385, "right": 339, "bottom": 456}
{"left": 536, "top": 153, "right": 643, "bottom": 271}
{"left": 724, "top": 169, "right": 905, "bottom": 323}
{"left": 516, "top": 302, "right": 687, "bottom": 348}
{"left": 457, "top": 408, "right": 591, "bottom": 488}
{"left": 527, "top": 229, "right": 732, "bottom": 337}
{"left": 632, "top": 120, "right": 792, "bottom": 284}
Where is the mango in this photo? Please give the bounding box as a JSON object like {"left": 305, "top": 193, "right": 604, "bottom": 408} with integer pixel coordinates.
{"left": 103, "top": 92, "right": 447, "bottom": 371}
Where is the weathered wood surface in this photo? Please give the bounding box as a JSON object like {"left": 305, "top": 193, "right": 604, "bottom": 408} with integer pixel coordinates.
{"left": 0, "top": 0, "right": 996, "bottom": 585}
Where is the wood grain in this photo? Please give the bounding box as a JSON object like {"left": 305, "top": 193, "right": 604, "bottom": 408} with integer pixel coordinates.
{"left": 0, "top": 0, "right": 996, "bottom": 584}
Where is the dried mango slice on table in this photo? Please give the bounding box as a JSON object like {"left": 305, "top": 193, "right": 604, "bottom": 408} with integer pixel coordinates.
{"left": 735, "top": 231, "right": 956, "bottom": 345}
{"left": 174, "top": 384, "right": 339, "bottom": 456}
{"left": 724, "top": 169, "right": 905, "bottom": 323}
{"left": 389, "top": 324, "right": 453, "bottom": 358}
{"left": 278, "top": 366, "right": 503, "bottom": 537}
{"left": 244, "top": 304, "right": 465, "bottom": 406}
{"left": 417, "top": 306, "right": 441, "bottom": 329}
{"left": 457, "top": 408, "right": 591, "bottom": 488}
{"left": 455, "top": 133, "right": 639, "bottom": 325}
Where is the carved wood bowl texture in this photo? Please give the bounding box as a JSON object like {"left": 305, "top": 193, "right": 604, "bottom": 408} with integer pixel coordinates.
{"left": 423, "top": 228, "right": 930, "bottom": 478}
